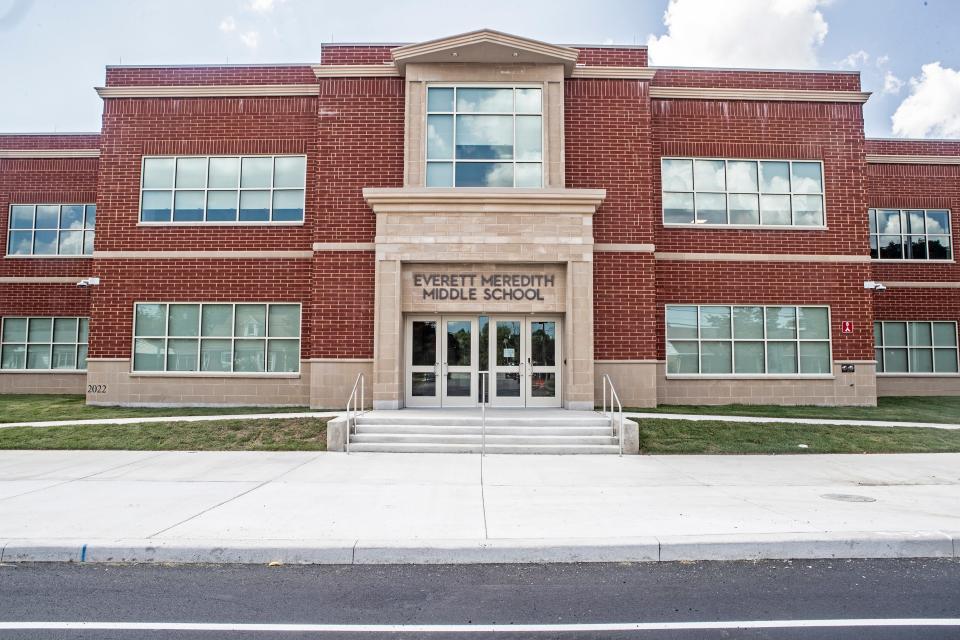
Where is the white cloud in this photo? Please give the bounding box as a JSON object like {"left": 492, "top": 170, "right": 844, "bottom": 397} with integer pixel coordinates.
{"left": 891, "top": 62, "right": 960, "bottom": 138}
{"left": 249, "top": 0, "right": 282, "bottom": 12}
{"left": 647, "top": 0, "right": 829, "bottom": 68}
{"left": 838, "top": 49, "right": 869, "bottom": 69}
{"left": 239, "top": 30, "right": 260, "bottom": 49}
{"left": 882, "top": 71, "right": 904, "bottom": 95}
{"left": 219, "top": 16, "right": 236, "bottom": 32}
{"left": 875, "top": 55, "right": 889, "bottom": 67}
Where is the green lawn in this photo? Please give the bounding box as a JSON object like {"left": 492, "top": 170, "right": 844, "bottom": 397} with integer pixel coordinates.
{"left": 0, "top": 418, "right": 327, "bottom": 451}
{"left": 0, "top": 394, "right": 312, "bottom": 423}
{"left": 637, "top": 419, "right": 960, "bottom": 455}
{"left": 628, "top": 396, "right": 960, "bottom": 425}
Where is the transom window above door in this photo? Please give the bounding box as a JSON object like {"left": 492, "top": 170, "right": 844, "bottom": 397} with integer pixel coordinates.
{"left": 425, "top": 86, "right": 543, "bottom": 188}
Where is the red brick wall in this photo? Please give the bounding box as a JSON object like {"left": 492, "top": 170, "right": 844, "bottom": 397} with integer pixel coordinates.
{"left": 866, "top": 139, "right": 960, "bottom": 156}
{"left": 0, "top": 284, "right": 91, "bottom": 317}
{"left": 0, "top": 142, "right": 98, "bottom": 329}
{"left": 96, "top": 97, "right": 317, "bottom": 251}
{"left": 0, "top": 135, "right": 100, "bottom": 150}
{"left": 316, "top": 78, "right": 404, "bottom": 242}
{"left": 576, "top": 47, "right": 647, "bottom": 67}
{"left": 874, "top": 288, "right": 960, "bottom": 322}
{"left": 652, "top": 69, "right": 860, "bottom": 91}
{"left": 318, "top": 44, "right": 648, "bottom": 68}
{"left": 655, "top": 260, "right": 875, "bottom": 361}
{"left": 88, "top": 259, "right": 311, "bottom": 358}
{"left": 105, "top": 66, "right": 316, "bottom": 86}
{"left": 311, "top": 251, "right": 374, "bottom": 358}
{"left": 565, "top": 79, "right": 654, "bottom": 244}
{"left": 320, "top": 45, "right": 396, "bottom": 65}
{"left": 867, "top": 162, "right": 960, "bottom": 284}
{"left": 651, "top": 100, "right": 869, "bottom": 255}
{"left": 594, "top": 252, "right": 657, "bottom": 360}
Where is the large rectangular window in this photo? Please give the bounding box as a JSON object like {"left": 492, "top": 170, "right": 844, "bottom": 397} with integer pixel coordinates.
{"left": 869, "top": 209, "right": 952, "bottom": 260}
{"left": 140, "top": 156, "right": 306, "bottom": 224}
{"left": 6, "top": 204, "right": 95, "bottom": 256}
{"left": 875, "top": 321, "right": 958, "bottom": 374}
{"left": 132, "top": 303, "right": 301, "bottom": 373}
{"left": 425, "top": 86, "right": 543, "bottom": 188}
{"left": 666, "top": 305, "right": 832, "bottom": 375}
{"left": 661, "top": 158, "right": 825, "bottom": 227}
{"left": 1, "top": 317, "right": 88, "bottom": 370}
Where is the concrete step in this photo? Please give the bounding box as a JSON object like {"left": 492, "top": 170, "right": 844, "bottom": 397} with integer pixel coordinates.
{"left": 355, "top": 415, "right": 611, "bottom": 428}
{"left": 354, "top": 424, "right": 614, "bottom": 436}
{"left": 350, "top": 433, "right": 618, "bottom": 445}
{"left": 347, "top": 442, "right": 621, "bottom": 454}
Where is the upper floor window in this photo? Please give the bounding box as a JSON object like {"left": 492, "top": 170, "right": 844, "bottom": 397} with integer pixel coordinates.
{"left": 869, "top": 209, "right": 952, "bottom": 260}
{"left": 6, "top": 204, "right": 95, "bottom": 257}
{"left": 132, "top": 302, "right": 301, "bottom": 373}
{"left": 875, "top": 321, "right": 958, "bottom": 374}
{"left": 666, "top": 304, "right": 832, "bottom": 376}
{"left": 425, "top": 86, "right": 543, "bottom": 188}
{"left": 661, "top": 158, "right": 824, "bottom": 227}
{"left": 140, "top": 155, "right": 306, "bottom": 224}
{"left": 1, "top": 317, "right": 89, "bottom": 370}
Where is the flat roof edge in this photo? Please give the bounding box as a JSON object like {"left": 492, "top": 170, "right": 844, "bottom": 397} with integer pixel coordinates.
{"left": 867, "top": 137, "right": 960, "bottom": 143}
{"left": 105, "top": 63, "right": 317, "bottom": 69}
{"left": 0, "top": 131, "right": 100, "bottom": 136}
{"left": 650, "top": 65, "right": 860, "bottom": 75}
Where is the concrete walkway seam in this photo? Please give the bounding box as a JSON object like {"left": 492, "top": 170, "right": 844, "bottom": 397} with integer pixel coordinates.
{"left": 1, "top": 532, "right": 956, "bottom": 565}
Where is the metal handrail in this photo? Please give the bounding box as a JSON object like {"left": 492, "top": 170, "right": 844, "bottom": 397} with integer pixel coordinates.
{"left": 602, "top": 374, "right": 624, "bottom": 456}
{"left": 479, "top": 371, "right": 489, "bottom": 456}
{"left": 345, "top": 372, "right": 364, "bottom": 454}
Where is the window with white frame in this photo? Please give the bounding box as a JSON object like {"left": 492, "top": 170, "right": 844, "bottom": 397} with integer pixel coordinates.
{"left": 869, "top": 209, "right": 952, "bottom": 260}
{"left": 6, "top": 204, "right": 95, "bottom": 256}
{"left": 661, "top": 158, "right": 825, "bottom": 227}
{"left": 874, "top": 321, "right": 958, "bottom": 374}
{"left": 425, "top": 86, "right": 543, "bottom": 188}
{"left": 139, "top": 156, "right": 306, "bottom": 224}
{"left": 132, "top": 303, "right": 301, "bottom": 373}
{"left": 666, "top": 305, "right": 832, "bottom": 375}
{"left": 1, "top": 317, "right": 89, "bottom": 370}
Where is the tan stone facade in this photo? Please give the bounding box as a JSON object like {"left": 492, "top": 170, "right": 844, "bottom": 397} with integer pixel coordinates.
{"left": 364, "top": 188, "right": 605, "bottom": 410}
{"left": 656, "top": 362, "right": 878, "bottom": 407}
{"left": 0, "top": 371, "right": 86, "bottom": 395}
{"left": 85, "top": 359, "right": 311, "bottom": 407}
{"left": 877, "top": 375, "right": 960, "bottom": 397}
{"left": 594, "top": 361, "right": 658, "bottom": 408}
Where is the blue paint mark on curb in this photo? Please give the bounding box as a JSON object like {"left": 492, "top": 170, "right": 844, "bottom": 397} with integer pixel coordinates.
{"left": 80, "top": 544, "right": 87, "bottom": 562}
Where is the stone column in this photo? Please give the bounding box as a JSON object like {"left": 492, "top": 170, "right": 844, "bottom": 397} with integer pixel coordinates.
{"left": 565, "top": 259, "right": 595, "bottom": 410}
{"left": 373, "top": 258, "right": 403, "bottom": 409}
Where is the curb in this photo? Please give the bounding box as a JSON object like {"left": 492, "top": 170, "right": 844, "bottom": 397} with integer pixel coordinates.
{"left": 1, "top": 532, "right": 957, "bottom": 565}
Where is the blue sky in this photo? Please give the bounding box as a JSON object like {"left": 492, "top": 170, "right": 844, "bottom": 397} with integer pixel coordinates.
{"left": 1, "top": 0, "right": 958, "bottom": 138}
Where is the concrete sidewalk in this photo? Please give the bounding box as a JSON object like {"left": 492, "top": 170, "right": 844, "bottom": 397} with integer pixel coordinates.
{"left": 0, "top": 450, "right": 958, "bottom": 564}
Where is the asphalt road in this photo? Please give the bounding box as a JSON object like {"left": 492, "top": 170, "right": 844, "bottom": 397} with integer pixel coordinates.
{"left": 0, "top": 559, "right": 958, "bottom": 639}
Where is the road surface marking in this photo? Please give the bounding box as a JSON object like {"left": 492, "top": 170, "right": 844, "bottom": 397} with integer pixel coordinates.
{"left": 1, "top": 619, "right": 959, "bottom": 633}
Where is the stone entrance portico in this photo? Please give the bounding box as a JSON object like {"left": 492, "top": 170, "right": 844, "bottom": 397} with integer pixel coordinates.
{"left": 364, "top": 188, "right": 605, "bottom": 410}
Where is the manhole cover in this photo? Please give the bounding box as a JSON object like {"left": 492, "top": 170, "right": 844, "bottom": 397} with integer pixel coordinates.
{"left": 820, "top": 493, "right": 877, "bottom": 503}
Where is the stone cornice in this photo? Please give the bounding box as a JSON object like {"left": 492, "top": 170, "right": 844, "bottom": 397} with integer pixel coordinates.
{"left": 391, "top": 29, "right": 580, "bottom": 75}
{"left": 363, "top": 187, "right": 606, "bottom": 215}
{"left": 882, "top": 281, "right": 960, "bottom": 289}
{"left": 655, "top": 252, "right": 871, "bottom": 263}
{"left": 95, "top": 84, "right": 318, "bottom": 98}
{"left": 571, "top": 66, "right": 656, "bottom": 80}
{"left": 313, "top": 64, "right": 401, "bottom": 78}
{"left": 92, "top": 250, "right": 313, "bottom": 259}
{"left": 0, "top": 276, "right": 87, "bottom": 284}
{"left": 866, "top": 154, "right": 960, "bottom": 165}
{"left": 649, "top": 87, "right": 871, "bottom": 103}
{"left": 0, "top": 149, "right": 99, "bottom": 158}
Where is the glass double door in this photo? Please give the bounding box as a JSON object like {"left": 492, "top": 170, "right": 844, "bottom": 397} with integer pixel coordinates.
{"left": 405, "top": 315, "right": 561, "bottom": 408}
